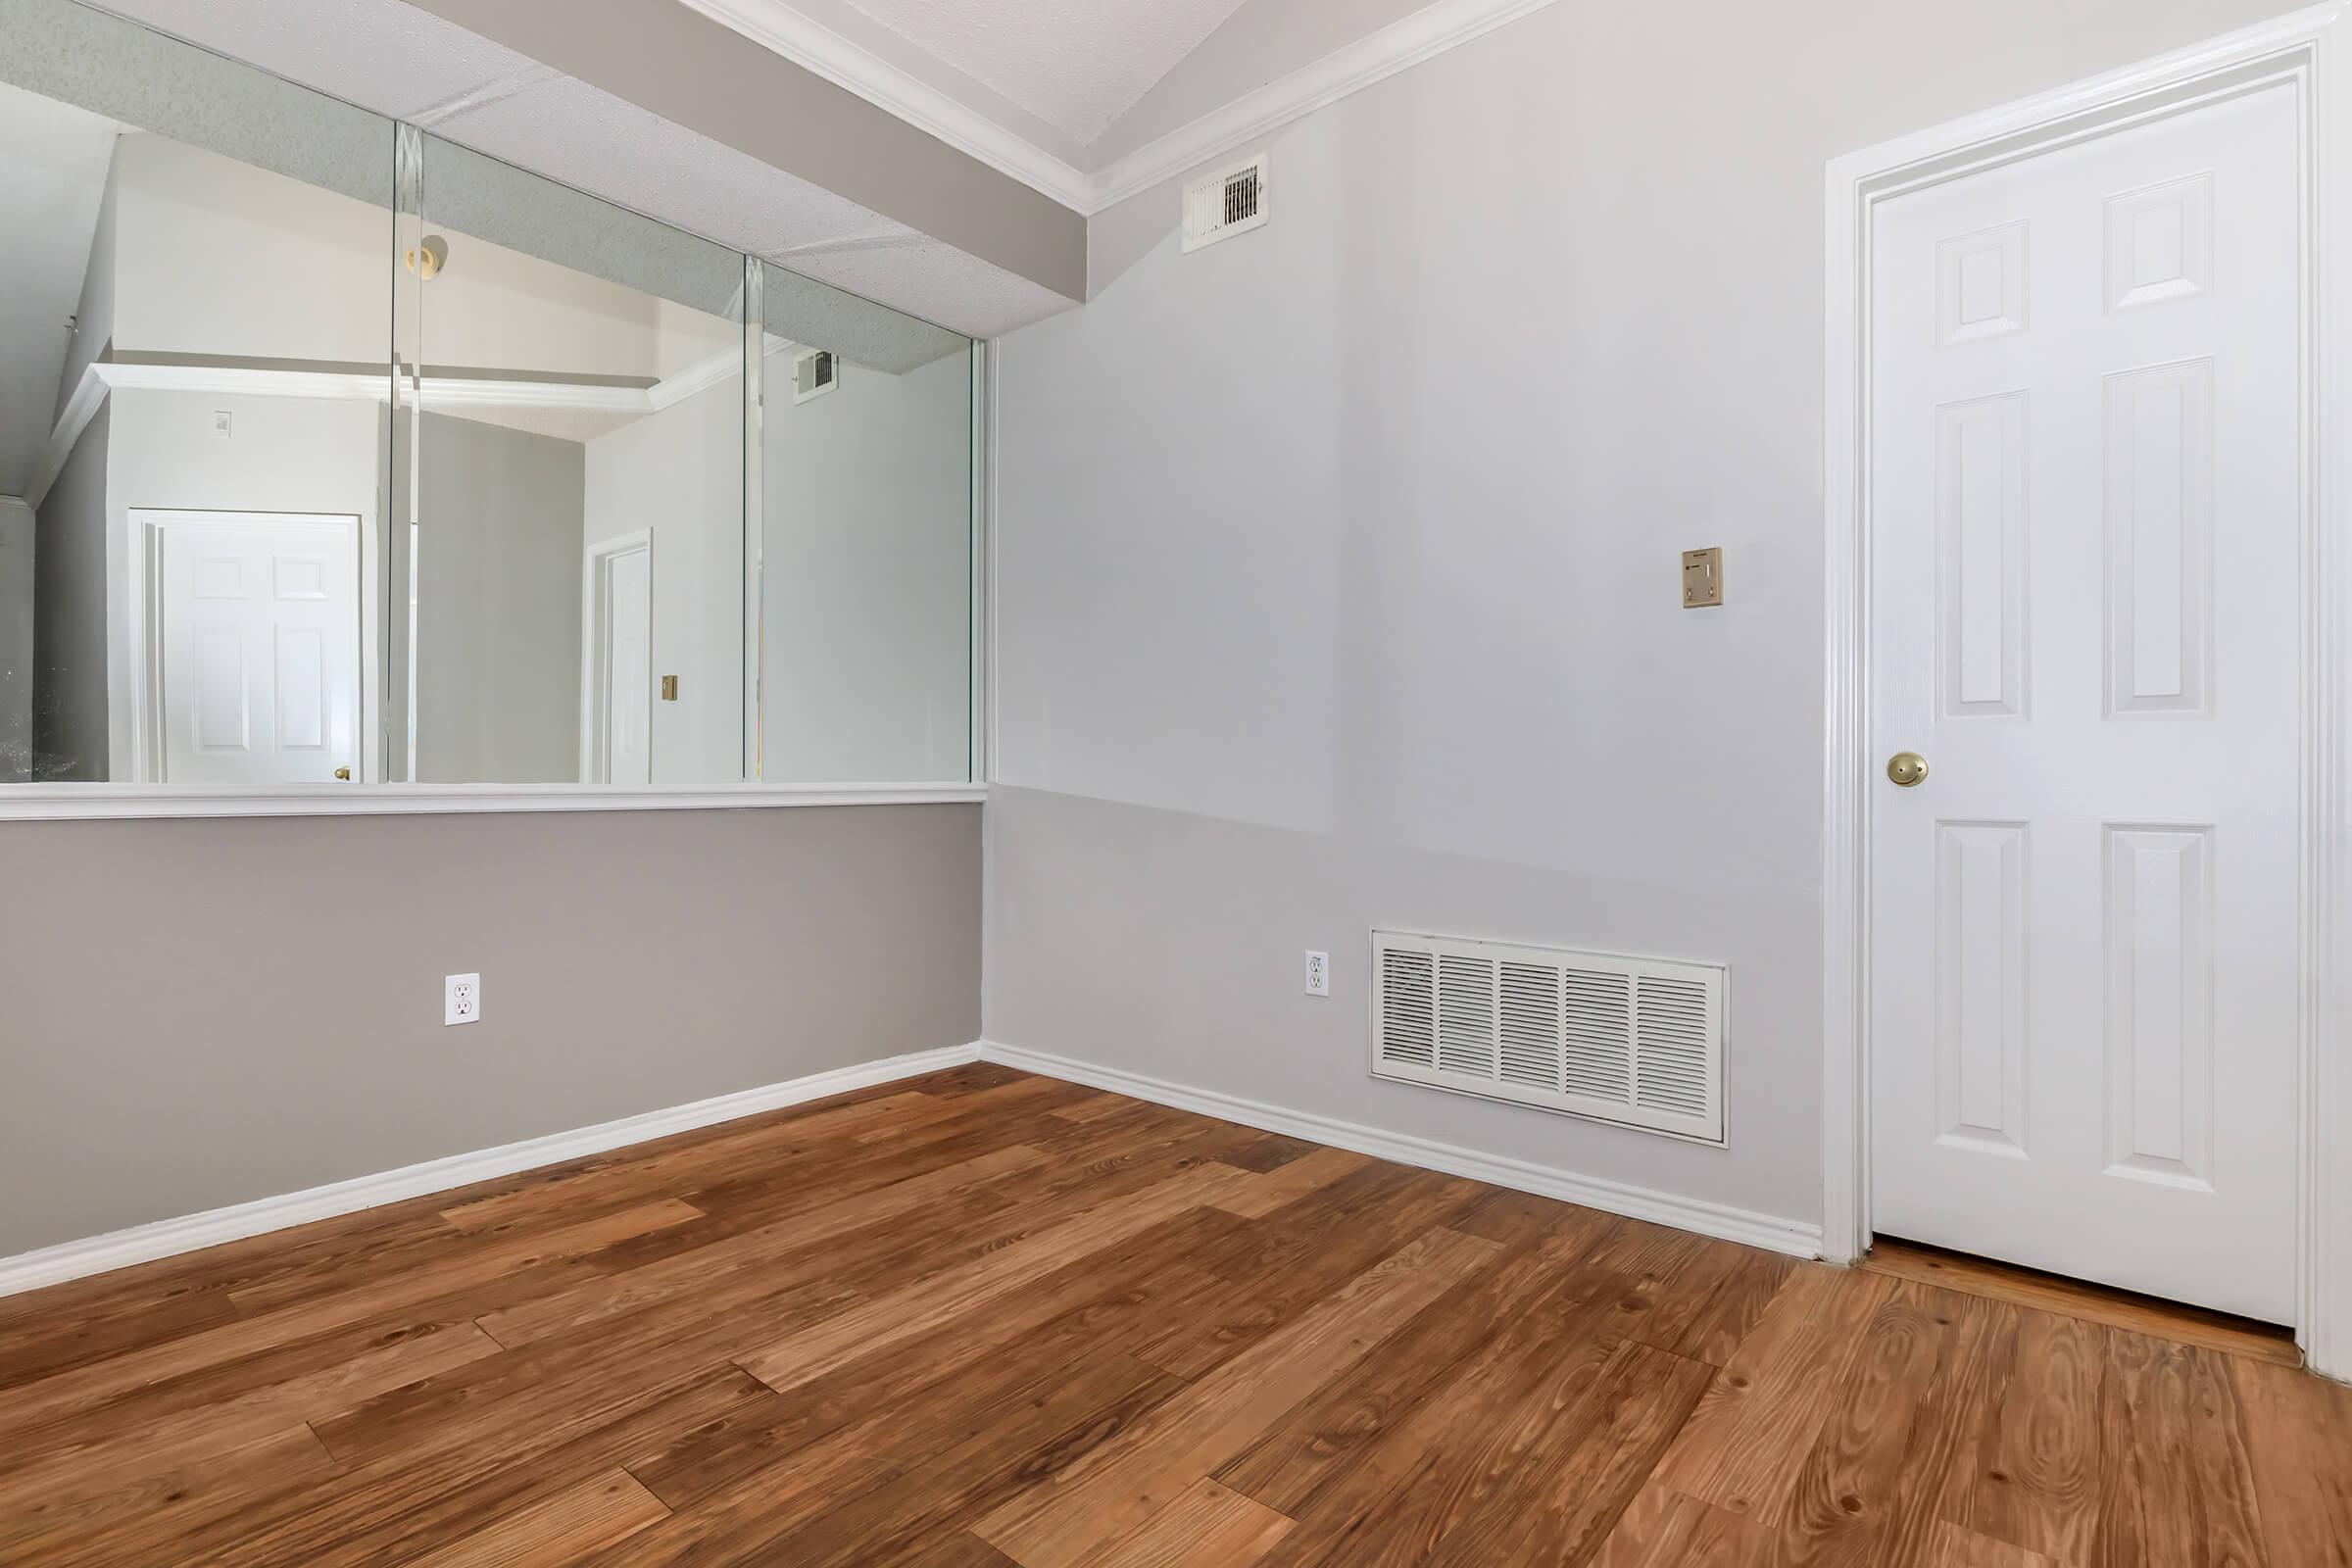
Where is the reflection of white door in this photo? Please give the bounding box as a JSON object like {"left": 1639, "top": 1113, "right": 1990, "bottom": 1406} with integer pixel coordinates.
{"left": 585, "top": 533, "right": 652, "bottom": 785}
{"left": 1867, "top": 85, "right": 2300, "bottom": 1320}
{"left": 157, "top": 514, "right": 361, "bottom": 784}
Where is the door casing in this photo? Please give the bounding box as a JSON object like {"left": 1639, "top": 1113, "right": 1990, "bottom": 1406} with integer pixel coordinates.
{"left": 1823, "top": 1, "right": 2352, "bottom": 1381}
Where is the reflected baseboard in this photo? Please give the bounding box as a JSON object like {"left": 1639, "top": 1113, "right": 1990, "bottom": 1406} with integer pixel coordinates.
{"left": 0, "top": 1041, "right": 984, "bottom": 1299}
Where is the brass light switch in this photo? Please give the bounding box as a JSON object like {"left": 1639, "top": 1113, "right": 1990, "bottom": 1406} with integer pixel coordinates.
{"left": 661, "top": 675, "right": 679, "bottom": 701}
{"left": 1682, "top": 547, "right": 1723, "bottom": 608}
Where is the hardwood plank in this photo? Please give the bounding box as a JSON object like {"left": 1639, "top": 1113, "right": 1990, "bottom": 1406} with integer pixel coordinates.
{"left": 1138, "top": 1165, "right": 1480, "bottom": 1379}
{"left": 1932, "top": 1519, "right": 2058, "bottom": 1568}
{"left": 1866, "top": 1239, "right": 2298, "bottom": 1368}
{"left": 1650, "top": 1263, "right": 1894, "bottom": 1525}
{"left": 1046, "top": 1091, "right": 1135, "bottom": 1124}
{"left": 474, "top": 1144, "right": 1048, "bottom": 1347}
{"left": 2091, "top": 1331, "right": 2269, "bottom": 1568}
{"left": 0, "top": 1199, "right": 698, "bottom": 1448}
{"left": 1090, "top": 1478, "right": 1297, "bottom": 1567}
{"left": 973, "top": 1226, "right": 1500, "bottom": 1568}
{"left": 1970, "top": 1308, "right": 2104, "bottom": 1564}
{"left": 1592, "top": 1487, "right": 1775, "bottom": 1568}
{"left": 172, "top": 1364, "right": 777, "bottom": 1568}
{"left": 0, "top": 1319, "right": 503, "bottom": 1512}
{"left": 1212, "top": 1217, "right": 1598, "bottom": 1513}
{"left": 737, "top": 1162, "right": 1260, "bottom": 1394}
{"left": 1208, "top": 1148, "right": 1370, "bottom": 1218}
{"left": 1417, "top": 1340, "right": 1716, "bottom": 1567}
{"left": 2230, "top": 1352, "right": 2352, "bottom": 1568}
{"left": 407, "top": 1468, "right": 669, "bottom": 1567}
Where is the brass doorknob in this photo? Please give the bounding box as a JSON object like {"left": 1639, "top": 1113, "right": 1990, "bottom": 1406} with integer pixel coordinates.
{"left": 333, "top": 767, "right": 352, "bottom": 781}
{"left": 1886, "top": 752, "right": 1928, "bottom": 788}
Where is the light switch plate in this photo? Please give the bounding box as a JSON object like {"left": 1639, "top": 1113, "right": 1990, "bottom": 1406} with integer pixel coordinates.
{"left": 1682, "top": 547, "right": 1723, "bottom": 608}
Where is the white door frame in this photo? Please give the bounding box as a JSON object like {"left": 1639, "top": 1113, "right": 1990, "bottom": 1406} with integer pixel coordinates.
{"left": 581, "top": 528, "right": 654, "bottom": 784}
{"left": 1823, "top": 2, "right": 2352, "bottom": 1380}
{"left": 122, "top": 509, "right": 375, "bottom": 784}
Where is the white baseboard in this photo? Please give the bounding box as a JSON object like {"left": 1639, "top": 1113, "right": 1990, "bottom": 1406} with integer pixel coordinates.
{"left": 978, "top": 1040, "right": 1823, "bottom": 1260}
{"left": 0, "top": 1042, "right": 983, "bottom": 1300}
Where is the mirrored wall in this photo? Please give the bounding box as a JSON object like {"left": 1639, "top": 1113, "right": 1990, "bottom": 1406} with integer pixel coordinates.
{"left": 0, "top": 0, "right": 978, "bottom": 791}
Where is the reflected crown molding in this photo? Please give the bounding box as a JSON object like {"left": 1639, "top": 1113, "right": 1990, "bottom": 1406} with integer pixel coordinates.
{"left": 29, "top": 342, "right": 789, "bottom": 505}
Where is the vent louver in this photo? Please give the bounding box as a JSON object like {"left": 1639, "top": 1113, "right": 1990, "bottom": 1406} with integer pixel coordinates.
{"left": 1371, "top": 930, "right": 1726, "bottom": 1143}
{"left": 1183, "top": 151, "right": 1269, "bottom": 253}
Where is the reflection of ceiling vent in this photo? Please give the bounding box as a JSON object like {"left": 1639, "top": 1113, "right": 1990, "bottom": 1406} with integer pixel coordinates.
{"left": 793, "top": 348, "right": 839, "bottom": 404}
{"left": 1183, "top": 151, "right": 1268, "bottom": 253}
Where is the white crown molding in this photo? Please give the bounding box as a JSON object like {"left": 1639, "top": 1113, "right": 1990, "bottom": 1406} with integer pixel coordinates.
{"left": 0, "top": 780, "right": 984, "bottom": 821}
{"left": 25, "top": 361, "right": 111, "bottom": 511}
{"left": 676, "top": 0, "right": 1561, "bottom": 219}
{"left": 979, "top": 1040, "right": 1824, "bottom": 1259}
{"left": 1087, "top": 0, "right": 1563, "bottom": 214}
{"left": 0, "top": 1043, "right": 984, "bottom": 1299}
{"left": 674, "top": 0, "right": 1096, "bottom": 211}
{"left": 32, "top": 355, "right": 749, "bottom": 477}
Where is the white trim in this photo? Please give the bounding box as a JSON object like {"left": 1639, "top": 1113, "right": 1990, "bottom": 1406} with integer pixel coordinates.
{"left": 977, "top": 1040, "right": 1823, "bottom": 1259}
{"left": 674, "top": 0, "right": 1096, "bottom": 210}
{"left": 1822, "top": 2, "right": 2352, "bottom": 1381}
{"left": 1089, "top": 0, "right": 1560, "bottom": 215}
{"left": 75, "top": 358, "right": 740, "bottom": 421}
{"left": 581, "top": 528, "right": 656, "bottom": 784}
{"left": 26, "top": 362, "right": 111, "bottom": 511}
{"left": 676, "top": 0, "right": 1561, "bottom": 218}
{"left": 0, "top": 1043, "right": 983, "bottom": 1299}
{"left": 0, "top": 781, "right": 983, "bottom": 819}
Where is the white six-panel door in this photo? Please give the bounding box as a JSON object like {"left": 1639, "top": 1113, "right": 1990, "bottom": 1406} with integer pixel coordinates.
{"left": 1868, "top": 83, "right": 2301, "bottom": 1322}
{"left": 157, "top": 514, "right": 362, "bottom": 785}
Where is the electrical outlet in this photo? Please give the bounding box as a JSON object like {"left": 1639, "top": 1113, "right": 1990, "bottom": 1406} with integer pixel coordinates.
{"left": 444, "top": 972, "right": 481, "bottom": 1026}
{"left": 1304, "top": 950, "right": 1330, "bottom": 998}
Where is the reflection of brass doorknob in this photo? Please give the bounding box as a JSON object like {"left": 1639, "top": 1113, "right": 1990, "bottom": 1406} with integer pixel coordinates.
{"left": 334, "top": 767, "right": 352, "bottom": 781}
{"left": 1886, "top": 752, "right": 1928, "bottom": 788}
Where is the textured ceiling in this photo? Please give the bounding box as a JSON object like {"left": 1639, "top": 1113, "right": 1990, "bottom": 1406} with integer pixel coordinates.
{"left": 832, "top": 0, "right": 1252, "bottom": 144}
{"left": 58, "top": 0, "right": 1071, "bottom": 342}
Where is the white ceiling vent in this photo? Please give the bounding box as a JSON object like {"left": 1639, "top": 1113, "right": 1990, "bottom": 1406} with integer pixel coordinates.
{"left": 1183, "top": 151, "right": 1268, "bottom": 253}
{"left": 1371, "top": 930, "right": 1726, "bottom": 1144}
{"left": 793, "top": 348, "right": 840, "bottom": 404}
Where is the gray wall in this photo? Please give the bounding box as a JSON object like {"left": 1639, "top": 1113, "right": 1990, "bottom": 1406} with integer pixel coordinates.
{"left": 762, "top": 348, "right": 972, "bottom": 783}
{"left": 0, "top": 499, "right": 29, "bottom": 782}
{"left": 991, "top": 0, "right": 2298, "bottom": 1232}
{"left": 0, "top": 803, "right": 981, "bottom": 1256}
{"left": 403, "top": 412, "right": 585, "bottom": 783}
{"left": 30, "top": 402, "right": 108, "bottom": 782}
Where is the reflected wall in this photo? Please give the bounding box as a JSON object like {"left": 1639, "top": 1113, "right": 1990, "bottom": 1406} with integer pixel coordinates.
{"left": 0, "top": 0, "right": 980, "bottom": 791}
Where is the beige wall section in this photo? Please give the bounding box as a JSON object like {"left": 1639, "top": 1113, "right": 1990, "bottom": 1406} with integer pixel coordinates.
{"left": 404, "top": 0, "right": 1088, "bottom": 303}
{"left": 0, "top": 803, "right": 981, "bottom": 1257}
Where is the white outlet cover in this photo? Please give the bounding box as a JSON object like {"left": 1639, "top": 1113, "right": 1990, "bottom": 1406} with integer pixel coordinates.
{"left": 445, "top": 972, "right": 481, "bottom": 1027}
{"left": 1304, "top": 950, "right": 1330, "bottom": 998}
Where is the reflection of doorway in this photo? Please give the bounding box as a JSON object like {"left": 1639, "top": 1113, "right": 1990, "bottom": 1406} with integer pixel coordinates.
{"left": 137, "top": 511, "right": 363, "bottom": 784}
{"left": 583, "top": 530, "right": 652, "bottom": 785}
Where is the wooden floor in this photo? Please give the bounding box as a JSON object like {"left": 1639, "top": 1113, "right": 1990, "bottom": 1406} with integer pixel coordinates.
{"left": 2, "top": 1065, "right": 2348, "bottom": 1567}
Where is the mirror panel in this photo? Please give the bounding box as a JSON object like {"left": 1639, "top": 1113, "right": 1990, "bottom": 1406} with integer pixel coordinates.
{"left": 758, "top": 260, "right": 974, "bottom": 784}
{"left": 0, "top": 0, "right": 981, "bottom": 798}
{"left": 396, "top": 131, "right": 748, "bottom": 785}
{"left": 0, "top": 0, "right": 396, "bottom": 785}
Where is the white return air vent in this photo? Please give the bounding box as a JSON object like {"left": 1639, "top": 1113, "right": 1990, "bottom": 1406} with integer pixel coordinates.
{"left": 1371, "top": 930, "right": 1726, "bottom": 1144}
{"left": 793, "top": 348, "right": 839, "bottom": 404}
{"left": 1183, "top": 151, "right": 1268, "bottom": 253}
